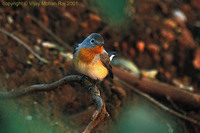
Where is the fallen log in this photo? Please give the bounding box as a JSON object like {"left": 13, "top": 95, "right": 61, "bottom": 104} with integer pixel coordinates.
{"left": 113, "top": 67, "right": 200, "bottom": 108}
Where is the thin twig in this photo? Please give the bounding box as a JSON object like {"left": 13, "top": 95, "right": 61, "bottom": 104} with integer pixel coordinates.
{"left": 166, "top": 96, "right": 187, "bottom": 115}
{"left": 31, "top": 15, "right": 73, "bottom": 52}
{"left": 117, "top": 79, "right": 200, "bottom": 127}
{"left": 0, "top": 28, "right": 48, "bottom": 64}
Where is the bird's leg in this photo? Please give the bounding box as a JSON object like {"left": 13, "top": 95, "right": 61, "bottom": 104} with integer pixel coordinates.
{"left": 79, "top": 75, "right": 95, "bottom": 91}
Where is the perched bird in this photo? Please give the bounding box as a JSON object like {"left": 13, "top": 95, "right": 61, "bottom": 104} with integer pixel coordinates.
{"left": 73, "top": 33, "right": 115, "bottom": 81}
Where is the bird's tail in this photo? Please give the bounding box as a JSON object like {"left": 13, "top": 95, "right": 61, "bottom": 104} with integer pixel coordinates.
{"left": 108, "top": 51, "right": 117, "bottom": 61}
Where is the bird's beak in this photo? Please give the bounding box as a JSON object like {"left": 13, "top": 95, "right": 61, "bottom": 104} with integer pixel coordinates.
{"left": 99, "top": 44, "right": 103, "bottom": 49}
{"left": 89, "top": 45, "right": 103, "bottom": 54}
{"left": 98, "top": 45, "right": 103, "bottom": 49}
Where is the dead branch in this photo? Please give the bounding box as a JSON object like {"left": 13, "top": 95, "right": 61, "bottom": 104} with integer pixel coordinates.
{"left": 113, "top": 67, "right": 200, "bottom": 108}
{"left": 118, "top": 79, "right": 200, "bottom": 127}
{"left": 0, "top": 28, "right": 48, "bottom": 64}
{"left": 31, "top": 15, "right": 73, "bottom": 51}
{"left": 0, "top": 75, "right": 109, "bottom": 133}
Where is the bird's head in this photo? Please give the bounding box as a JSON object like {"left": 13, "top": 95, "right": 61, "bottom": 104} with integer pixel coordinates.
{"left": 84, "top": 33, "right": 104, "bottom": 47}
{"left": 81, "top": 33, "right": 104, "bottom": 54}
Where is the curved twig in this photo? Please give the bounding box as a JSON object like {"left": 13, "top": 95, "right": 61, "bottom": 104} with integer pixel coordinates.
{"left": 81, "top": 78, "right": 109, "bottom": 133}
{"left": 0, "top": 75, "right": 81, "bottom": 98}
{"left": 0, "top": 75, "right": 109, "bottom": 132}
{"left": 83, "top": 102, "right": 109, "bottom": 133}
{"left": 0, "top": 28, "right": 48, "bottom": 63}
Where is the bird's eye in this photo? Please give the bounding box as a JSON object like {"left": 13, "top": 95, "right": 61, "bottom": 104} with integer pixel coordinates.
{"left": 90, "top": 39, "right": 95, "bottom": 43}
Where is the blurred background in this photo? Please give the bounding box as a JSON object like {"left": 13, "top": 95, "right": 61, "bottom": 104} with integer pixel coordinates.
{"left": 0, "top": 0, "right": 200, "bottom": 132}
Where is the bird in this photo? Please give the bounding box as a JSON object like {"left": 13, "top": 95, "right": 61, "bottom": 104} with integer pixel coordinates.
{"left": 73, "top": 33, "right": 116, "bottom": 81}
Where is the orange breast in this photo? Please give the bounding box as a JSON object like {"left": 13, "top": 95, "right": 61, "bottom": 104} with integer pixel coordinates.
{"left": 78, "top": 46, "right": 103, "bottom": 64}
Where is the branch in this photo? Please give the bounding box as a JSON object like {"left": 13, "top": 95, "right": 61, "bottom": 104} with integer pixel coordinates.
{"left": 113, "top": 67, "right": 200, "bottom": 108}
{"left": 117, "top": 79, "right": 200, "bottom": 127}
{"left": 0, "top": 28, "right": 48, "bottom": 64}
{"left": 0, "top": 75, "right": 109, "bottom": 132}
{"left": 0, "top": 75, "right": 81, "bottom": 98}
{"left": 82, "top": 79, "right": 109, "bottom": 133}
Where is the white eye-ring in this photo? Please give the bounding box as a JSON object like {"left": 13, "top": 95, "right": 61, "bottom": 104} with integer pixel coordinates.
{"left": 90, "top": 39, "right": 95, "bottom": 44}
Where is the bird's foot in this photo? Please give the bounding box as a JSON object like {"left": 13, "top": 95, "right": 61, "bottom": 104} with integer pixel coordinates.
{"left": 93, "top": 79, "right": 100, "bottom": 86}
{"left": 87, "top": 84, "right": 95, "bottom": 92}
{"left": 87, "top": 79, "right": 100, "bottom": 92}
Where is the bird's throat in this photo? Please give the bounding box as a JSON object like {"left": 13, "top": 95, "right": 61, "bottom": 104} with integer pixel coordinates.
{"left": 78, "top": 46, "right": 103, "bottom": 64}
{"left": 90, "top": 45, "right": 103, "bottom": 54}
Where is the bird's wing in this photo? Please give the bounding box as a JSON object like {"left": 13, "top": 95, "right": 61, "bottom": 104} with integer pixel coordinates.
{"left": 100, "top": 51, "right": 113, "bottom": 79}
{"left": 73, "top": 44, "right": 81, "bottom": 55}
